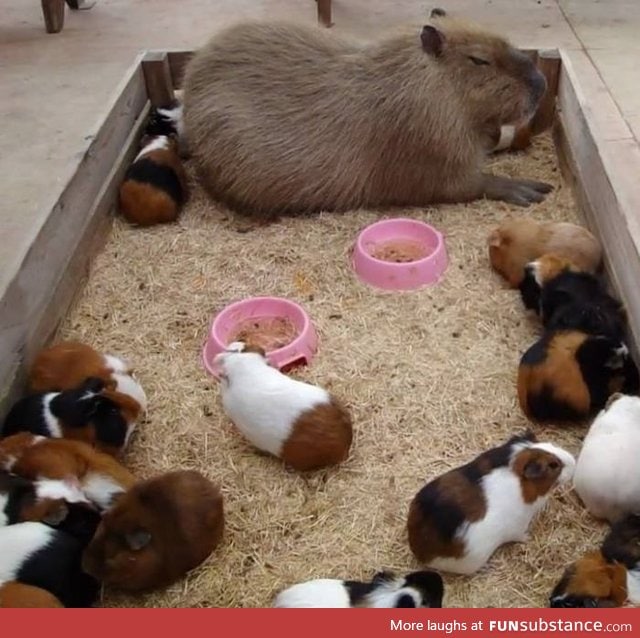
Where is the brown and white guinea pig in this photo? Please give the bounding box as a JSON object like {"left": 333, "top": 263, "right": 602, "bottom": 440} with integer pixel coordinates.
{"left": 549, "top": 514, "right": 640, "bottom": 608}
{"left": 273, "top": 570, "right": 444, "bottom": 608}
{"left": 0, "top": 582, "right": 63, "bottom": 608}
{"left": 573, "top": 394, "right": 640, "bottom": 523}
{"left": 118, "top": 130, "right": 188, "bottom": 227}
{"left": 0, "top": 433, "right": 137, "bottom": 511}
{"left": 407, "top": 431, "right": 575, "bottom": 575}
{"left": 214, "top": 341, "right": 353, "bottom": 471}
{"left": 29, "top": 340, "right": 148, "bottom": 413}
{"left": 2, "top": 377, "right": 139, "bottom": 456}
{"left": 0, "top": 522, "right": 99, "bottom": 608}
{"left": 488, "top": 218, "right": 602, "bottom": 288}
{"left": 517, "top": 330, "right": 639, "bottom": 423}
{"left": 491, "top": 123, "right": 535, "bottom": 153}
{"left": 82, "top": 470, "right": 223, "bottom": 592}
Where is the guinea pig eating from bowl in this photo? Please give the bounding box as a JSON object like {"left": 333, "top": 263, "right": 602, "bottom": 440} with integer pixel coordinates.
{"left": 214, "top": 342, "right": 353, "bottom": 471}
{"left": 517, "top": 331, "right": 639, "bottom": 423}
{"left": 273, "top": 570, "right": 444, "bottom": 608}
{"left": 488, "top": 219, "right": 601, "bottom": 288}
{"left": 549, "top": 514, "right": 640, "bottom": 608}
{"left": 573, "top": 394, "right": 640, "bottom": 523}
{"left": 2, "top": 377, "right": 140, "bottom": 456}
{"left": 81, "top": 470, "right": 224, "bottom": 592}
{"left": 407, "top": 431, "right": 574, "bottom": 575}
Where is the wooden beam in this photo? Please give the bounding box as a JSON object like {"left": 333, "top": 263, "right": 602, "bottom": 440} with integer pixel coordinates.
{"left": 166, "top": 50, "right": 194, "bottom": 91}
{"left": 0, "top": 54, "right": 149, "bottom": 418}
{"left": 41, "top": 0, "right": 65, "bottom": 33}
{"left": 142, "top": 51, "right": 175, "bottom": 107}
{"left": 317, "top": 0, "right": 333, "bottom": 27}
{"left": 531, "top": 49, "right": 561, "bottom": 135}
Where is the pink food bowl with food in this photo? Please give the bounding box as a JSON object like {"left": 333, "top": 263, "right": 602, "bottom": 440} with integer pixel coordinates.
{"left": 352, "top": 218, "right": 448, "bottom": 291}
{"left": 202, "top": 296, "right": 318, "bottom": 379}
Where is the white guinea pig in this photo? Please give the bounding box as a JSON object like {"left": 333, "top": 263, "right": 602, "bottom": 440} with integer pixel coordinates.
{"left": 273, "top": 570, "right": 444, "bottom": 608}
{"left": 214, "top": 342, "right": 352, "bottom": 471}
{"left": 407, "top": 431, "right": 575, "bottom": 575}
{"left": 574, "top": 393, "right": 640, "bottom": 523}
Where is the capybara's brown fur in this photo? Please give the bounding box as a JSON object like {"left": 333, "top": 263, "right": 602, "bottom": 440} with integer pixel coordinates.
{"left": 182, "top": 10, "right": 551, "bottom": 218}
{"left": 0, "top": 582, "right": 63, "bottom": 608}
{"left": 82, "top": 470, "right": 224, "bottom": 591}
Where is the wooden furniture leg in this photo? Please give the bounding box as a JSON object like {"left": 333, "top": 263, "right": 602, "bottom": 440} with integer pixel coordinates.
{"left": 317, "top": 0, "right": 333, "bottom": 28}
{"left": 42, "top": 0, "right": 65, "bottom": 33}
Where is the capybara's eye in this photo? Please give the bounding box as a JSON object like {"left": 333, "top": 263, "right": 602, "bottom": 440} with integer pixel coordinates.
{"left": 468, "top": 55, "right": 490, "bottom": 66}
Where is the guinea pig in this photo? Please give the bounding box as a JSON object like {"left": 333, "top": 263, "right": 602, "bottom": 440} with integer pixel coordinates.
{"left": 82, "top": 470, "right": 223, "bottom": 592}
{"left": 214, "top": 342, "right": 353, "bottom": 471}
{"left": 517, "top": 331, "right": 639, "bottom": 423}
{"left": 0, "top": 522, "right": 99, "bottom": 607}
{"left": 573, "top": 394, "right": 640, "bottom": 523}
{"left": 491, "top": 123, "right": 535, "bottom": 153}
{"left": 2, "top": 377, "right": 138, "bottom": 456}
{"left": 518, "top": 254, "right": 579, "bottom": 314}
{"left": 145, "top": 100, "right": 184, "bottom": 139}
{"left": 550, "top": 514, "right": 640, "bottom": 608}
{"left": 488, "top": 219, "right": 601, "bottom": 287}
{"left": 273, "top": 570, "right": 444, "bottom": 608}
{"left": 0, "top": 434, "right": 137, "bottom": 511}
{"left": 29, "top": 340, "right": 147, "bottom": 412}
{"left": 0, "top": 582, "right": 63, "bottom": 608}
{"left": 118, "top": 133, "right": 188, "bottom": 227}
{"left": 407, "top": 431, "right": 575, "bottom": 575}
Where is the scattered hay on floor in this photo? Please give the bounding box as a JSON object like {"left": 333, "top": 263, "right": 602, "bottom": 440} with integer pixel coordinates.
{"left": 60, "top": 134, "right": 606, "bottom": 608}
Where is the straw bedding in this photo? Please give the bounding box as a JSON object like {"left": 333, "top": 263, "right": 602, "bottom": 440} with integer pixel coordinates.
{"left": 60, "top": 133, "right": 606, "bottom": 608}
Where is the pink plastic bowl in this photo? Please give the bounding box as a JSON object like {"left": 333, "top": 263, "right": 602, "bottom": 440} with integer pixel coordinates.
{"left": 352, "top": 218, "right": 448, "bottom": 290}
{"left": 202, "top": 296, "right": 318, "bottom": 379}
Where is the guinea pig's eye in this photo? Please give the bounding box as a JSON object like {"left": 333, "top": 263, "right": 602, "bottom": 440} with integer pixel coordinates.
{"left": 468, "top": 55, "right": 490, "bottom": 66}
{"left": 548, "top": 461, "right": 560, "bottom": 470}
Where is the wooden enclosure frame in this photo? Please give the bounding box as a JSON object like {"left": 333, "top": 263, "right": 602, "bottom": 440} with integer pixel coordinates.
{"left": 2, "top": 47, "right": 640, "bottom": 416}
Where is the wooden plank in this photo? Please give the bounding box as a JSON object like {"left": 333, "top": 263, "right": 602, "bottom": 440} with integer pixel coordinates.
{"left": 142, "top": 51, "right": 174, "bottom": 107}
{"left": 167, "top": 50, "right": 194, "bottom": 90}
{"left": 41, "top": 0, "right": 65, "bottom": 33}
{"left": 317, "top": 0, "right": 333, "bottom": 27}
{"left": 530, "top": 49, "right": 561, "bottom": 135}
{"left": 555, "top": 50, "right": 640, "bottom": 359}
{"left": 0, "top": 55, "right": 149, "bottom": 418}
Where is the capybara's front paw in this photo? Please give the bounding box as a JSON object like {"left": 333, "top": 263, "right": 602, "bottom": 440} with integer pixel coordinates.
{"left": 483, "top": 174, "right": 553, "bottom": 207}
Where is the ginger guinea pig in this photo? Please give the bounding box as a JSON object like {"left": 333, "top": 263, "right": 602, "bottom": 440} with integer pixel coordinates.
{"left": 3, "top": 377, "right": 139, "bottom": 456}
{"left": 550, "top": 514, "right": 640, "bottom": 608}
{"left": 488, "top": 219, "right": 601, "bottom": 287}
{"left": 0, "top": 434, "right": 137, "bottom": 511}
{"left": 407, "top": 431, "right": 574, "bottom": 575}
{"left": 119, "top": 134, "right": 188, "bottom": 227}
{"left": 517, "top": 331, "right": 639, "bottom": 423}
{"left": 82, "top": 470, "right": 224, "bottom": 592}
{"left": 273, "top": 570, "right": 444, "bottom": 608}
{"left": 573, "top": 394, "right": 640, "bottom": 523}
{"left": 0, "top": 522, "right": 99, "bottom": 608}
{"left": 0, "top": 582, "right": 63, "bottom": 608}
{"left": 214, "top": 342, "right": 353, "bottom": 471}
{"left": 29, "top": 340, "right": 147, "bottom": 413}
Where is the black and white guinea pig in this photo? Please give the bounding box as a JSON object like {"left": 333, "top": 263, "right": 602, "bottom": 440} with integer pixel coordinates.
{"left": 0, "top": 522, "right": 99, "bottom": 608}
{"left": 273, "top": 570, "right": 444, "bottom": 608}
{"left": 214, "top": 342, "right": 353, "bottom": 471}
{"left": 146, "top": 100, "right": 184, "bottom": 139}
{"left": 550, "top": 514, "right": 640, "bottom": 608}
{"left": 2, "top": 377, "right": 136, "bottom": 456}
{"left": 519, "top": 254, "right": 579, "bottom": 314}
{"left": 517, "top": 330, "right": 639, "bottom": 423}
{"left": 407, "top": 431, "right": 575, "bottom": 575}
{"left": 118, "top": 132, "right": 188, "bottom": 227}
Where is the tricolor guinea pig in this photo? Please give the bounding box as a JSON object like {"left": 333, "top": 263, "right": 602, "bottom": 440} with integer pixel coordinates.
{"left": 2, "top": 377, "right": 139, "bottom": 456}
{"left": 573, "top": 394, "right": 640, "bottom": 523}
{"left": 273, "top": 570, "right": 444, "bottom": 608}
{"left": 549, "top": 514, "right": 640, "bottom": 608}
{"left": 119, "top": 133, "right": 188, "bottom": 227}
{"left": 0, "top": 522, "right": 99, "bottom": 608}
{"left": 29, "top": 340, "right": 147, "bottom": 413}
{"left": 0, "top": 582, "right": 63, "bottom": 608}
{"left": 488, "top": 219, "right": 601, "bottom": 287}
{"left": 0, "top": 434, "right": 137, "bottom": 511}
{"left": 145, "top": 100, "right": 184, "bottom": 140}
{"left": 517, "top": 330, "right": 639, "bottom": 423}
{"left": 82, "top": 470, "right": 224, "bottom": 591}
{"left": 214, "top": 342, "right": 353, "bottom": 471}
{"left": 407, "top": 431, "right": 575, "bottom": 575}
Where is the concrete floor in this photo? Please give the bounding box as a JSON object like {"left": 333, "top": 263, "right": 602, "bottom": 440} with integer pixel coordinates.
{"left": 1, "top": 0, "right": 639, "bottom": 297}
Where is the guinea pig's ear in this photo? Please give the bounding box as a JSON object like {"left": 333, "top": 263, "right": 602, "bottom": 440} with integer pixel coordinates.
{"left": 125, "top": 529, "right": 152, "bottom": 551}
{"left": 522, "top": 459, "right": 549, "bottom": 480}
{"left": 41, "top": 501, "right": 69, "bottom": 526}
{"left": 421, "top": 25, "right": 446, "bottom": 58}
{"left": 82, "top": 377, "right": 106, "bottom": 395}
{"left": 605, "top": 392, "right": 624, "bottom": 410}
{"left": 372, "top": 570, "right": 394, "bottom": 585}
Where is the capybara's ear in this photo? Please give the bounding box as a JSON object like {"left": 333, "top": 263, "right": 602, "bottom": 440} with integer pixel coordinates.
{"left": 420, "top": 25, "right": 446, "bottom": 57}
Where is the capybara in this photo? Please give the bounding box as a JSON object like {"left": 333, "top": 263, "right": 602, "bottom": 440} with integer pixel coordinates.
{"left": 183, "top": 9, "right": 551, "bottom": 218}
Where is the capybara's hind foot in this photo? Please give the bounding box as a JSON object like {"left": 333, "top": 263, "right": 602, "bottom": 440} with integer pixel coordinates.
{"left": 482, "top": 174, "right": 553, "bottom": 207}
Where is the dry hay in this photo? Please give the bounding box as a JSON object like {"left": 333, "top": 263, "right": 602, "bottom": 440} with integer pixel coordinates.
{"left": 60, "top": 133, "right": 607, "bottom": 608}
